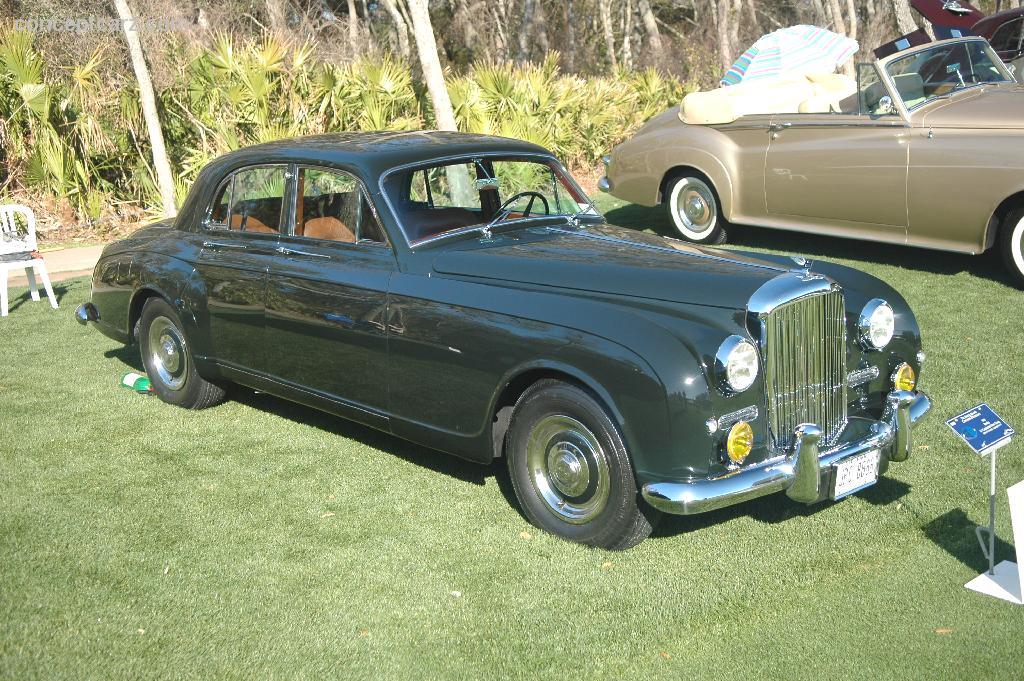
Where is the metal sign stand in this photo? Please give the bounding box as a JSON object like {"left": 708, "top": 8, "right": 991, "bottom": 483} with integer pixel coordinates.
{"left": 947, "top": 404, "right": 1021, "bottom": 605}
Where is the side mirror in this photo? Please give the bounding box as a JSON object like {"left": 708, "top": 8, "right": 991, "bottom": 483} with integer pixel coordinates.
{"left": 878, "top": 95, "right": 897, "bottom": 115}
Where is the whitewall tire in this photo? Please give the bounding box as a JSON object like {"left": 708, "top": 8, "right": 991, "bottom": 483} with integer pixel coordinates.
{"left": 665, "top": 174, "right": 726, "bottom": 244}
{"left": 1000, "top": 207, "right": 1024, "bottom": 288}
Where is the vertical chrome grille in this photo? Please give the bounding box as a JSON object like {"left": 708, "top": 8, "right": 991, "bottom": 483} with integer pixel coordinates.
{"left": 762, "top": 290, "right": 847, "bottom": 451}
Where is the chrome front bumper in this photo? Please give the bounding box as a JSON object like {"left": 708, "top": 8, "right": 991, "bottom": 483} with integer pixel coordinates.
{"left": 642, "top": 390, "right": 932, "bottom": 515}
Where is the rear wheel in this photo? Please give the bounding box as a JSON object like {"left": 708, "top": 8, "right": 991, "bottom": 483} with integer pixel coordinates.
{"left": 1001, "top": 206, "right": 1024, "bottom": 288}
{"left": 664, "top": 173, "right": 727, "bottom": 245}
{"left": 139, "top": 298, "right": 225, "bottom": 409}
{"left": 506, "top": 380, "right": 659, "bottom": 550}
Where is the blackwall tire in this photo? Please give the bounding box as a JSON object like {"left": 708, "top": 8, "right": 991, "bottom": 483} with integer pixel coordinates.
{"left": 139, "top": 298, "right": 226, "bottom": 409}
{"left": 506, "top": 380, "right": 659, "bottom": 550}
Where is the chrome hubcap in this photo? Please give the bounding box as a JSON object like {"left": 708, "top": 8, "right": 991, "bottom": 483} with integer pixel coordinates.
{"left": 673, "top": 178, "right": 717, "bottom": 236}
{"left": 526, "top": 415, "right": 609, "bottom": 524}
{"left": 148, "top": 316, "right": 188, "bottom": 391}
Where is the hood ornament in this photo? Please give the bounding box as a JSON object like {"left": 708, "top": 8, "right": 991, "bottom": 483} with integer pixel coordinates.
{"left": 790, "top": 255, "right": 813, "bottom": 274}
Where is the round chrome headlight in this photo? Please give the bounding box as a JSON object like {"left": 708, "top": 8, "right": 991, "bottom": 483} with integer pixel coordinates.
{"left": 859, "top": 299, "right": 895, "bottom": 350}
{"left": 715, "top": 335, "right": 759, "bottom": 393}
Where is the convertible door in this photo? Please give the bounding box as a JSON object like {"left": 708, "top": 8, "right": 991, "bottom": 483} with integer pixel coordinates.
{"left": 764, "top": 114, "right": 909, "bottom": 238}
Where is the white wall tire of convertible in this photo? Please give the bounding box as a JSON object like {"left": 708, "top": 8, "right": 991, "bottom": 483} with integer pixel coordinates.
{"left": 1000, "top": 207, "right": 1024, "bottom": 288}
{"left": 665, "top": 174, "right": 727, "bottom": 245}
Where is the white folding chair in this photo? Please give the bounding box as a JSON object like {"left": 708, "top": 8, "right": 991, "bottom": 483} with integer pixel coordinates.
{"left": 0, "top": 204, "right": 58, "bottom": 317}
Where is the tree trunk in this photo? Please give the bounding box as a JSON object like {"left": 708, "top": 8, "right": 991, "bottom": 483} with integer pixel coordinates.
{"left": 826, "top": 0, "right": 846, "bottom": 35}
{"left": 621, "top": 0, "right": 634, "bottom": 71}
{"left": 407, "top": 0, "right": 456, "bottom": 131}
{"left": 714, "top": 1, "right": 736, "bottom": 73}
{"left": 599, "top": 0, "right": 618, "bottom": 69}
{"left": 114, "top": 0, "right": 176, "bottom": 218}
{"left": 892, "top": 0, "right": 918, "bottom": 35}
{"left": 809, "top": 0, "right": 828, "bottom": 24}
{"left": 381, "top": 0, "right": 410, "bottom": 58}
{"left": 517, "top": 0, "right": 536, "bottom": 62}
{"left": 346, "top": 0, "right": 359, "bottom": 44}
{"left": 638, "top": 0, "right": 663, "bottom": 60}
{"left": 565, "top": 0, "right": 577, "bottom": 72}
{"left": 845, "top": 0, "right": 858, "bottom": 41}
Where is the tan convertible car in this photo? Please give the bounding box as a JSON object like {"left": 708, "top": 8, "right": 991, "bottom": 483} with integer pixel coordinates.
{"left": 601, "top": 37, "right": 1024, "bottom": 286}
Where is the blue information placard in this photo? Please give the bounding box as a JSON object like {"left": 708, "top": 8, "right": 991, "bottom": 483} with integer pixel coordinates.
{"left": 946, "top": 404, "right": 1015, "bottom": 456}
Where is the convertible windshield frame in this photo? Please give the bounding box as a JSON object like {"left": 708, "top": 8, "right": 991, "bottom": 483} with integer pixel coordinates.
{"left": 378, "top": 151, "right": 598, "bottom": 250}
{"left": 879, "top": 37, "right": 1015, "bottom": 113}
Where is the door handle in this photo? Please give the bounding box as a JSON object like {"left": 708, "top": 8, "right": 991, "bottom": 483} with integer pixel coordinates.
{"left": 202, "top": 240, "right": 246, "bottom": 251}
{"left": 768, "top": 122, "right": 792, "bottom": 132}
{"left": 276, "top": 246, "right": 330, "bottom": 259}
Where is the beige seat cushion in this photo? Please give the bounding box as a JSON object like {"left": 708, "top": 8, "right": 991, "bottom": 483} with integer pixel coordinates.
{"left": 681, "top": 73, "right": 855, "bottom": 124}
{"left": 304, "top": 217, "right": 355, "bottom": 243}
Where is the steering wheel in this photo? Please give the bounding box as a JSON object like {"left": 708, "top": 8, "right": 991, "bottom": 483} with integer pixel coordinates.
{"left": 495, "top": 191, "right": 550, "bottom": 221}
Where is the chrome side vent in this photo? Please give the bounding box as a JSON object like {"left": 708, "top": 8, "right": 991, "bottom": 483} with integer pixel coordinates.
{"left": 761, "top": 289, "right": 847, "bottom": 451}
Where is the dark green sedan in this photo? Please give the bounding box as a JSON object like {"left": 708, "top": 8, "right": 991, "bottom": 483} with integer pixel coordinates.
{"left": 77, "top": 131, "right": 932, "bottom": 549}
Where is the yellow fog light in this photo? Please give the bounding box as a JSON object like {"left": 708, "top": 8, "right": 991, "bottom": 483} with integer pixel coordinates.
{"left": 892, "top": 363, "right": 916, "bottom": 391}
{"left": 726, "top": 421, "right": 754, "bottom": 465}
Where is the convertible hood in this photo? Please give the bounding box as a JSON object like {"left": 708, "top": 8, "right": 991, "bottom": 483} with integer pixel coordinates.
{"left": 431, "top": 224, "right": 789, "bottom": 309}
{"left": 919, "top": 84, "right": 1024, "bottom": 129}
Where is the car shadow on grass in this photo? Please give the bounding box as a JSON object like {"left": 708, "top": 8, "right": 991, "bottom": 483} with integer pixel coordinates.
{"left": 921, "top": 508, "right": 1015, "bottom": 574}
{"left": 230, "top": 386, "right": 527, "bottom": 509}
{"left": 603, "top": 203, "right": 1017, "bottom": 287}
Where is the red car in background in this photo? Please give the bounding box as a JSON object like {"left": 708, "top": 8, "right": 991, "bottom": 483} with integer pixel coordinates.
{"left": 911, "top": 0, "right": 1024, "bottom": 80}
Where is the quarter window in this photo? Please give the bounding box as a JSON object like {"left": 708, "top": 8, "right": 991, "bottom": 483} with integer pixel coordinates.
{"left": 209, "top": 177, "right": 232, "bottom": 226}
{"left": 228, "top": 166, "right": 286, "bottom": 233}
{"left": 990, "top": 18, "right": 1023, "bottom": 55}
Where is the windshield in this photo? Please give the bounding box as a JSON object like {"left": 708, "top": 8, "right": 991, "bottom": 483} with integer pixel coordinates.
{"left": 382, "top": 156, "right": 596, "bottom": 245}
{"left": 885, "top": 40, "right": 1013, "bottom": 109}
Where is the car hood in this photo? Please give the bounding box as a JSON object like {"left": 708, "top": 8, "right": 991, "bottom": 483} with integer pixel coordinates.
{"left": 430, "top": 224, "right": 790, "bottom": 309}
{"left": 918, "top": 83, "right": 1024, "bottom": 129}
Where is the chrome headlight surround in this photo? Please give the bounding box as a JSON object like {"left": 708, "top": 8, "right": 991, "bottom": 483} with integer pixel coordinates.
{"left": 715, "top": 335, "right": 759, "bottom": 394}
{"left": 858, "top": 298, "right": 895, "bottom": 350}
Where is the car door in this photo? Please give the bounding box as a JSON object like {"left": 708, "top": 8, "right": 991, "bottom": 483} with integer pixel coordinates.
{"left": 264, "top": 165, "right": 396, "bottom": 427}
{"left": 195, "top": 164, "right": 286, "bottom": 372}
{"left": 763, "top": 63, "right": 909, "bottom": 238}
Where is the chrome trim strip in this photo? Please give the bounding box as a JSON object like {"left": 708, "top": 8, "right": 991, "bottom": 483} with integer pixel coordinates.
{"left": 847, "top": 365, "right": 880, "bottom": 387}
{"left": 717, "top": 405, "right": 759, "bottom": 429}
{"left": 643, "top": 387, "right": 933, "bottom": 516}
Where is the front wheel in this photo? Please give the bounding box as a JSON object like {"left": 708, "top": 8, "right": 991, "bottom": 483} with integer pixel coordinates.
{"left": 506, "top": 380, "right": 659, "bottom": 550}
{"left": 139, "top": 298, "right": 226, "bottom": 409}
{"left": 1001, "top": 206, "right": 1024, "bottom": 288}
{"left": 664, "top": 173, "right": 727, "bottom": 244}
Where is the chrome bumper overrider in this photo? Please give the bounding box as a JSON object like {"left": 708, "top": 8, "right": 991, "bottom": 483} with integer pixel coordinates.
{"left": 642, "top": 390, "right": 932, "bottom": 515}
{"left": 597, "top": 176, "right": 611, "bottom": 193}
{"left": 75, "top": 302, "right": 99, "bottom": 325}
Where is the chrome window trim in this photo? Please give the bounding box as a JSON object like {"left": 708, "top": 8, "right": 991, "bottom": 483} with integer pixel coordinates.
{"left": 879, "top": 37, "right": 1015, "bottom": 114}
{"left": 202, "top": 162, "right": 288, "bottom": 235}
{"left": 289, "top": 163, "right": 392, "bottom": 250}
{"left": 376, "top": 151, "right": 597, "bottom": 250}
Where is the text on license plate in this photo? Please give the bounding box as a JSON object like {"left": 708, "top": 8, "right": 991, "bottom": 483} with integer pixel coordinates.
{"left": 832, "top": 450, "right": 880, "bottom": 499}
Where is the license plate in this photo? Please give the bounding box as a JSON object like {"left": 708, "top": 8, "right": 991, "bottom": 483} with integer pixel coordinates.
{"left": 832, "top": 450, "right": 880, "bottom": 499}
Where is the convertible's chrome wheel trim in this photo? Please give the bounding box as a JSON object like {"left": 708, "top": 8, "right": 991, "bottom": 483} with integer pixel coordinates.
{"left": 148, "top": 315, "right": 188, "bottom": 391}
{"left": 1012, "top": 213, "right": 1024, "bottom": 278}
{"left": 669, "top": 177, "right": 717, "bottom": 240}
{"left": 526, "top": 415, "right": 610, "bottom": 524}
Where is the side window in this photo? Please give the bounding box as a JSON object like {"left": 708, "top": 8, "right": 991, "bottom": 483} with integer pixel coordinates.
{"left": 856, "top": 63, "right": 899, "bottom": 114}
{"left": 296, "top": 167, "right": 387, "bottom": 245}
{"left": 991, "top": 19, "right": 1023, "bottom": 54}
{"left": 410, "top": 164, "right": 480, "bottom": 211}
{"left": 209, "top": 177, "right": 232, "bottom": 226}
{"left": 229, "top": 166, "right": 286, "bottom": 233}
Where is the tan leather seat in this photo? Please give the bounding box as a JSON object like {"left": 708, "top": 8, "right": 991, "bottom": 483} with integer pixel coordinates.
{"left": 229, "top": 214, "right": 276, "bottom": 233}
{"left": 304, "top": 216, "right": 355, "bottom": 243}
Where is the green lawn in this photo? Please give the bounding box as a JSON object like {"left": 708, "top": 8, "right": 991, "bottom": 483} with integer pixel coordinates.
{"left": 2, "top": 199, "right": 1023, "bottom": 679}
